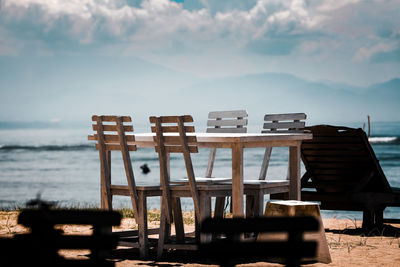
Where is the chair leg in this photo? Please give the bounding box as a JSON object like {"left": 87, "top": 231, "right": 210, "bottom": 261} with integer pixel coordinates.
{"left": 214, "top": 197, "right": 225, "bottom": 218}
{"left": 245, "top": 195, "right": 255, "bottom": 217}
{"left": 138, "top": 192, "right": 148, "bottom": 259}
{"left": 246, "top": 191, "right": 264, "bottom": 217}
{"left": 375, "top": 208, "right": 384, "bottom": 228}
{"left": 362, "top": 209, "right": 374, "bottom": 231}
{"left": 200, "top": 194, "right": 212, "bottom": 243}
{"left": 172, "top": 197, "right": 185, "bottom": 243}
{"left": 157, "top": 202, "right": 170, "bottom": 259}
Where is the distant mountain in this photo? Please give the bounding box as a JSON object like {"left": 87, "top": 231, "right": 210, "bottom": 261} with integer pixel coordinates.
{"left": 366, "top": 78, "right": 400, "bottom": 98}
{"left": 177, "top": 73, "right": 400, "bottom": 125}
{"left": 1, "top": 58, "right": 398, "bottom": 125}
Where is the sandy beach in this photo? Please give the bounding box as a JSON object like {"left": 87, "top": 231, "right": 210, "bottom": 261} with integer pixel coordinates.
{"left": 1, "top": 210, "right": 399, "bottom": 267}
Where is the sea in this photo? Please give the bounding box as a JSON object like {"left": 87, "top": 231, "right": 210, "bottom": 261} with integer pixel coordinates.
{"left": 1, "top": 121, "right": 399, "bottom": 221}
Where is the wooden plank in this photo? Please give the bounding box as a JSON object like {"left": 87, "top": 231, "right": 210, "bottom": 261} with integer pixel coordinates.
{"left": 155, "top": 145, "right": 198, "bottom": 153}
{"left": 93, "top": 124, "right": 133, "bottom": 132}
{"left": 304, "top": 156, "right": 370, "bottom": 162}
{"left": 302, "top": 150, "right": 366, "bottom": 156}
{"left": 208, "top": 110, "right": 247, "bottom": 119}
{"left": 154, "top": 117, "right": 173, "bottom": 224}
{"left": 162, "top": 135, "right": 197, "bottom": 144}
{"left": 92, "top": 115, "right": 131, "bottom": 122}
{"left": 262, "top": 129, "right": 305, "bottom": 133}
{"left": 205, "top": 148, "right": 216, "bottom": 178}
{"left": 259, "top": 147, "right": 272, "bottom": 180}
{"left": 305, "top": 137, "right": 362, "bottom": 143}
{"left": 263, "top": 121, "right": 305, "bottom": 130}
{"left": 207, "top": 119, "right": 248, "bottom": 127}
{"left": 96, "top": 144, "right": 136, "bottom": 151}
{"left": 172, "top": 197, "right": 185, "bottom": 243}
{"left": 307, "top": 162, "right": 369, "bottom": 169}
{"left": 199, "top": 194, "right": 212, "bottom": 243}
{"left": 95, "top": 117, "right": 112, "bottom": 211}
{"left": 138, "top": 192, "right": 149, "bottom": 258}
{"left": 149, "top": 115, "right": 193, "bottom": 123}
{"left": 177, "top": 116, "right": 201, "bottom": 223}
{"left": 308, "top": 175, "right": 359, "bottom": 181}
{"left": 110, "top": 185, "right": 129, "bottom": 196}
{"left": 264, "top": 113, "right": 306, "bottom": 121}
{"left": 90, "top": 134, "right": 135, "bottom": 142}
{"left": 206, "top": 128, "right": 247, "bottom": 133}
{"left": 232, "top": 143, "right": 244, "bottom": 217}
{"left": 302, "top": 143, "right": 364, "bottom": 149}
{"left": 312, "top": 169, "right": 364, "bottom": 175}
{"left": 151, "top": 126, "right": 195, "bottom": 133}
{"left": 289, "top": 145, "right": 301, "bottom": 200}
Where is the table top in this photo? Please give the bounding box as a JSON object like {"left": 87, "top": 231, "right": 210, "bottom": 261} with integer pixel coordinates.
{"left": 89, "top": 132, "right": 313, "bottom": 148}
{"left": 132, "top": 132, "right": 313, "bottom": 148}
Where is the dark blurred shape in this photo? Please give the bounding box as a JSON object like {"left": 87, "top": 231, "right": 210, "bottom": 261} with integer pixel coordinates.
{"left": 26, "top": 192, "right": 56, "bottom": 209}
{"left": 0, "top": 205, "right": 121, "bottom": 267}
{"left": 199, "top": 216, "right": 319, "bottom": 267}
{"left": 140, "top": 163, "right": 150, "bottom": 174}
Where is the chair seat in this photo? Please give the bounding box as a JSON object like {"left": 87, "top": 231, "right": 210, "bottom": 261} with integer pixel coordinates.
{"left": 171, "top": 177, "right": 232, "bottom": 185}
{"left": 169, "top": 183, "right": 232, "bottom": 192}
{"left": 110, "top": 184, "right": 162, "bottom": 196}
{"left": 244, "top": 179, "right": 288, "bottom": 185}
{"left": 244, "top": 179, "right": 289, "bottom": 189}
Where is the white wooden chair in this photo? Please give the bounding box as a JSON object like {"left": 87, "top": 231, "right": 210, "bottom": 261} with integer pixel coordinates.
{"left": 244, "top": 113, "right": 307, "bottom": 217}
{"left": 205, "top": 110, "right": 248, "bottom": 215}
{"left": 89, "top": 115, "right": 162, "bottom": 259}
{"left": 150, "top": 115, "right": 232, "bottom": 258}
{"left": 205, "top": 110, "right": 248, "bottom": 177}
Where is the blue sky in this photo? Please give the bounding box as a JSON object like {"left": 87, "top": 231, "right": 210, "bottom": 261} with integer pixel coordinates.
{"left": 0, "top": 0, "right": 399, "bottom": 123}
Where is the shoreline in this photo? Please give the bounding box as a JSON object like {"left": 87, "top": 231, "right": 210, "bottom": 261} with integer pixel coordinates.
{"left": 1, "top": 210, "right": 400, "bottom": 266}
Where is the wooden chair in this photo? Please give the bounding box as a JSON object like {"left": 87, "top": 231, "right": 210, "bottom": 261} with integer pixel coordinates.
{"left": 205, "top": 110, "right": 248, "bottom": 178}
{"left": 200, "top": 216, "right": 319, "bottom": 267}
{"left": 88, "top": 115, "right": 162, "bottom": 258}
{"left": 1, "top": 208, "right": 121, "bottom": 266}
{"left": 300, "top": 125, "right": 400, "bottom": 230}
{"left": 149, "top": 115, "right": 232, "bottom": 258}
{"left": 205, "top": 110, "right": 247, "bottom": 216}
{"left": 245, "top": 113, "right": 307, "bottom": 216}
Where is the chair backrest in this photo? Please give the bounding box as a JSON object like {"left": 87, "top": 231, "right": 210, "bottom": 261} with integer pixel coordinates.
{"left": 89, "top": 115, "right": 139, "bottom": 218}
{"left": 149, "top": 115, "right": 201, "bottom": 222}
{"left": 200, "top": 216, "right": 318, "bottom": 267}
{"left": 259, "top": 113, "right": 307, "bottom": 180}
{"left": 262, "top": 113, "right": 306, "bottom": 133}
{"left": 206, "top": 110, "right": 248, "bottom": 133}
{"left": 205, "top": 110, "right": 248, "bottom": 178}
{"left": 301, "top": 125, "right": 391, "bottom": 193}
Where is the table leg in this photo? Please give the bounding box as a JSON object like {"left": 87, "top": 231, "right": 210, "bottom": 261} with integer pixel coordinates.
{"left": 138, "top": 192, "right": 148, "bottom": 259}
{"left": 101, "top": 151, "right": 112, "bottom": 210}
{"left": 289, "top": 144, "right": 301, "bottom": 200}
{"left": 232, "top": 143, "right": 244, "bottom": 217}
{"left": 199, "top": 193, "right": 212, "bottom": 243}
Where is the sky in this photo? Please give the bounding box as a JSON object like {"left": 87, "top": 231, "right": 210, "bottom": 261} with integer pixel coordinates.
{"left": 0, "top": 0, "right": 399, "bottom": 123}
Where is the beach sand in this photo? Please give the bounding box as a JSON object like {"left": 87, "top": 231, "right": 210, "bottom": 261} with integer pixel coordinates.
{"left": 1, "top": 211, "right": 400, "bottom": 266}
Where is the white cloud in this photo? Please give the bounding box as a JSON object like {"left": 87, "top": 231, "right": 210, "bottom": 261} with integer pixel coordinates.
{"left": 353, "top": 42, "right": 399, "bottom": 62}
{"left": 1, "top": 0, "right": 400, "bottom": 85}
{"left": 316, "top": 0, "right": 361, "bottom": 12}
{"left": 1, "top": 0, "right": 320, "bottom": 50}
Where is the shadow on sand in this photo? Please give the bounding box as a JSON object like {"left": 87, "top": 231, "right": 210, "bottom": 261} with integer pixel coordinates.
{"left": 325, "top": 223, "right": 400, "bottom": 237}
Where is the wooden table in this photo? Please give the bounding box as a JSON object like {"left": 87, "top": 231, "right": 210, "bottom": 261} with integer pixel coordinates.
{"left": 133, "top": 132, "right": 312, "bottom": 217}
